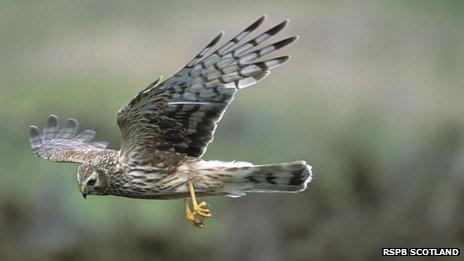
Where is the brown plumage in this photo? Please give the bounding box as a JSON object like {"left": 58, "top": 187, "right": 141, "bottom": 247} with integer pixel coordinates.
{"left": 29, "top": 16, "right": 313, "bottom": 227}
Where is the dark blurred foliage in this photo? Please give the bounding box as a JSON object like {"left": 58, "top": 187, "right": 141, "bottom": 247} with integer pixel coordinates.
{"left": 0, "top": 1, "right": 463, "bottom": 260}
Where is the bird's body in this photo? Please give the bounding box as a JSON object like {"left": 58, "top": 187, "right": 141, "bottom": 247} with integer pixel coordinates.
{"left": 29, "top": 15, "right": 313, "bottom": 227}
{"left": 66, "top": 148, "right": 311, "bottom": 200}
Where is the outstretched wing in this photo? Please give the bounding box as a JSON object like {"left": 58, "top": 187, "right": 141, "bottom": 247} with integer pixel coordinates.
{"left": 117, "top": 15, "right": 297, "bottom": 158}
{"left": 30, "top": 115, "right": 110, "bottom": 163}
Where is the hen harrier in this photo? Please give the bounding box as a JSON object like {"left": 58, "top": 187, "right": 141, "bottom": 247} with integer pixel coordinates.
{"left": 29, "top": 16, "right": 313, "bottom": 228}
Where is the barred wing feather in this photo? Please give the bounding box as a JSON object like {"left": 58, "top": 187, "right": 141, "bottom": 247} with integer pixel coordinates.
{"left": 30, "top": 115, "right": 109, "bottom": 163}
{"left": 117, "top": 16, "right": 298, "bottom": 158}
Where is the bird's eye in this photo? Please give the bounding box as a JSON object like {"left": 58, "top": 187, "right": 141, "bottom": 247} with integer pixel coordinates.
{"left": 87, "top": 178, "right": 96, "bottom": 186}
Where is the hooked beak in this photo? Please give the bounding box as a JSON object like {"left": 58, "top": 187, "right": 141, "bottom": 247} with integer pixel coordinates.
{"left": 80, "top": 185, "right": 87, "bottom": 199}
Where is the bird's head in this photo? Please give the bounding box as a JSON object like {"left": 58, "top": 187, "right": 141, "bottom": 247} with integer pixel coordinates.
{"left": 77, "top": 163, "right": 108, "bottom": 198}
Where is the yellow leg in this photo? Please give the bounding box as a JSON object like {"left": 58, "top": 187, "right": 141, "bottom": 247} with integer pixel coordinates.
{"left": 185, "top": 181, "right": 211, "bottom": 228}
{"left": 188, "top": 181, "right": 211, "bottom": 217}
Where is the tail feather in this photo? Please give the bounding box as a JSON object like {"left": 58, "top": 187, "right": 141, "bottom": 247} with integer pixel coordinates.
{"left": 245, "top": 161, "right": 312, "bottom": 192}
{"left": 196, "top": 160, "right": 313, "bottom": 197}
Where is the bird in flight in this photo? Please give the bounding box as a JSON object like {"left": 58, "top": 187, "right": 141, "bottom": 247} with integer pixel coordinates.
{"left": 29, "top": 15, "right": 313, "bottom": 228}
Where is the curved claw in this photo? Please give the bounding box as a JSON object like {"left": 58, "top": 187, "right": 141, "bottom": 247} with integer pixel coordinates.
{"left": 185, "top": 201, "right": 205, "bottom": 228}
{"left": 192, "top": 219, "right": 204, "bottom": 228}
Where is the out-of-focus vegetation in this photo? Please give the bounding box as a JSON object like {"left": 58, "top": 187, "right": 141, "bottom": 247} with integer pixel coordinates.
{"left": 1, "top": 1, "right": 463, "bottom": 260}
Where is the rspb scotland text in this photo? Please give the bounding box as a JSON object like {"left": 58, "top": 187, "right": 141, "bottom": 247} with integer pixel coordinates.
{"left": 382, "top": 248, "right": 460, "bottom": 257}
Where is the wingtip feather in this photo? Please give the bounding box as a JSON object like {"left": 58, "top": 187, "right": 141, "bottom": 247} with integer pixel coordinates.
{"left": 44, "top": 114, "right": 59, "bottom": 140}
{"left": 247, "top": 15, "right": 267, "bottom": 31}
{"left": 29, "top": 125, "right": 42, "bottom": 148}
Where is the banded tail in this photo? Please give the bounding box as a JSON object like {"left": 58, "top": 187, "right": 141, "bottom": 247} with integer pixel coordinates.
{"left": 195, "top": 160, "right": 313, "bottom": 197}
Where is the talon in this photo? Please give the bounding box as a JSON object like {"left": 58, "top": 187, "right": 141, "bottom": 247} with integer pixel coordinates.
{"left": 190, "top": 217, "right": 204, "bottom": 228}
{"left": 185, "top": 199, "right": 204, "bottom": 228}
{"left": 185, "top": 181, "right": 212, "bottom": 227}
{"left": 193, "top": 220, "right": 204, "bottom": 228}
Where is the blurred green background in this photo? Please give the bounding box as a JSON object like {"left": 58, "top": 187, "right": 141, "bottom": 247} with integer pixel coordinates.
{"left": 1, "top": 1, "right": 463, "bottom": 260}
